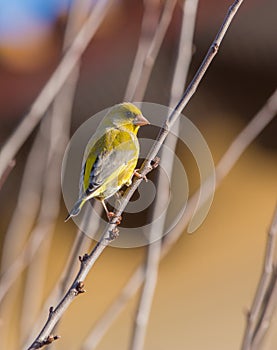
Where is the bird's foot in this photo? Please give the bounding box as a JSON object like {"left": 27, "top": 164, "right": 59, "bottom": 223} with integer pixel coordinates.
{"left": 134, "top": 169, "right": 148, "bottom": 182}
{"left": 107, "top": 212, "right": 122, "bottom": 225}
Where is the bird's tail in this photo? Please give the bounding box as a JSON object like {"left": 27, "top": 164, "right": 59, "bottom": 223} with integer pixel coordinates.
{"left": 65, "top": 197, "right": 86, "bottom": 222}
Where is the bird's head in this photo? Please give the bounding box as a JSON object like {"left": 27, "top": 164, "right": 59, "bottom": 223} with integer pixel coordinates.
{"left": 106, "top": 102, "right": 150, "bottom": 134}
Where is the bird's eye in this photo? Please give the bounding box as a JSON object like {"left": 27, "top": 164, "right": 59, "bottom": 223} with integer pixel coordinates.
{"left": 127, "top": 111, "right": 133, "bottom": 119}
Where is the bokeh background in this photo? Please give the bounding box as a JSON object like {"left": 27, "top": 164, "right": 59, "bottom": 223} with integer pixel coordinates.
{"left": 0, "top": 0, "right": 276, "bottom": 349}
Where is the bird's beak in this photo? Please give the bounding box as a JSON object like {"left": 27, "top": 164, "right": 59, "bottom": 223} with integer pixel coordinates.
{"left": 133, "top": 114, "right": 150, "bottom": 126}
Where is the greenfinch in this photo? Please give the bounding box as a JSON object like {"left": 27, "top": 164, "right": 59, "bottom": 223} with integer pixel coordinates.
{"left": 65, "top": 102, "right": 150, "bottom": 222}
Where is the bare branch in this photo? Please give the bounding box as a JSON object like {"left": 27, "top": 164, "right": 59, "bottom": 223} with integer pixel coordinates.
{"left": 1, "top": 2, "right": 96, "bottom": 347}
{"left": 0, "top": 124, "right": 47, "bottom": 274}
{"left": 124, "top": 0, "right": 177, "bottom": 102}
{"left": 26, "top": 1, "right": 245, "bottom": 348}
{"left": 130, "top": 1, "right": 199, "bottom": 349}
{"left": 242, "top": 206, "right": 277, "bottom": 350}
{"left": 124, "top": 0, "right": 162, "bottom": 101}
{"left": 19, "top": 58, "right": 79, "bottom": 339}
{"left": 22, "top": 229, "right": 91, "bottom": 349}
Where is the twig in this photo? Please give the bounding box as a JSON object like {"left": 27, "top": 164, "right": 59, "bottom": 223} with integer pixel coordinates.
{"left": 0, "top": 116, "right": 51, "bottom": 310}
{"left": 0, "top": 123, "right": 47, "bottom": 274}
{"left": 130, "top": 1, "right": 199, "bottom": 349}
{"left": 0, "top": 115, "right": 53, "bottom": 349}
{"left": 124, "top": 0, "right": 177, "bottom": 102}
{"left": 46, "top": 207, "right": 98, "bottom": 349}
{"left": 84, "top": 1, "right": 177, "bottom": 347}
{"left": 241, "top": 206, "right": 277, "bottom": 350}
{"left": 59, "top": 219, "right": 92, "bottom": 297}
{"left": 129, "top": 242, "right": 160, "bottom": 350}
{"left": 82, "top": 0, "right": 178, "bottom": 345}
{"left": 0, "top": 0, "right": 114, "bottom": 181}
{"left": 21, "top": 230, "right": 91, "bottom": 349}
{"left": 10, "top": 1, "right": 94, "bottom": 345}
{"left": 29, "top": 0, "right": 171, "bottom": 346}
{"left": 19, "top": 0, "right": 86, "bottom": 321}
{"left": 251, "top": 277, "right": 277, "bottom": 350}
{"left": 19, "top": 68, "right": 77, "bottom": 343}
{"left": 27, "top": 1, "right": 244, "bottom": 348}
{"left": 80, "top": 87, "right": 277, "bottom": 348}
{"left": 124, "top": 0, "right": 161, "bottom": 101}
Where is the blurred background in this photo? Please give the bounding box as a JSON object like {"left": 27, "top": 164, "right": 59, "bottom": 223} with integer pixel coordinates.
{"left": 0, "top": 0, "right": 276, "bottom": 349}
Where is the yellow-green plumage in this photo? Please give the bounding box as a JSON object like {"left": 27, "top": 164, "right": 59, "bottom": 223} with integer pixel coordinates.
{"left": 65, "top": 102, "right": 149, "bottom": 221}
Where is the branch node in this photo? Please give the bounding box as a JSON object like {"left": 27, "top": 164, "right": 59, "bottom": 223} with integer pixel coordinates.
{"left": 44, "top": 334, "right": 61, "bottom": 345}
{"left": 108, "top": 213, "right": 122, "bottom": 225}
{"left": 151, "top": 156, "right": 160, "bottom": 169}
{"left": 212, "top": 42, "right": 219, "bottom": 53}
{"left": 107, "top": 227, "right": 119, "bottom": 241}
{"left": 49, "top": 306, "right": 54, "bottom": 315}
{"left": 134, "top": 169, "right": 148, "bottom": 182}
{"left": 76, "top": 281, "right": 86, "bottom": 294}
{"left": 79, "top": 253, "right": 89, "bottom": 263}
{"left": 163, "top": 121, "right": 170, "bottom": 132}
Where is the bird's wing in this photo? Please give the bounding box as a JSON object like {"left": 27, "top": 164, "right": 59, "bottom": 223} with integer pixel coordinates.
{"left": 79, "top": 128, "right": 138, "bottom": 197}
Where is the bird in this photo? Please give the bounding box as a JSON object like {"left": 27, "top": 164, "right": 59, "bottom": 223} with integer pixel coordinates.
{"left": 65, "top": 102, "right": 150, "bottom": 222}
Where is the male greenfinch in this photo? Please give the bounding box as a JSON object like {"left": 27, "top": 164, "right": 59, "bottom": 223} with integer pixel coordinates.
{"left": 65, "top": 102, "right": 149, "bottom": 222}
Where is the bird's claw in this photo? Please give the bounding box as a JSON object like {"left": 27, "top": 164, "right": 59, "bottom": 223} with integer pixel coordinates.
{"left": 107, "top": 212, "right": 122, "bottom": 225}
{"left": 134, "top": 169, "right": 148, "bottom": 182}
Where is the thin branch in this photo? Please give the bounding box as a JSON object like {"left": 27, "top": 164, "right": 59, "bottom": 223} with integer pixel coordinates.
{"left": 124, "top": 0, "right": 162, "bottom": 101}
{"left": 19, "top": 67, "right": 77, "bottom": 344}
{"left": 82, "top": 0, "right": 178, "bottom": 345}
{"left": 251, "top": 277, "right": 277, "bottom": 350}
{"left": 124, "top": 0, "right": 177, "bottom": 102}
{"left": 19, "top": 0, "right": 87, "bottom": 323}
{"left": 27, "top": 1, "right": 244, "bottom": 348}
{"left": 4, "top": 2, "right": 93, "bottom": 345}
{"left": 84, "top": 3, "right": 179, "bottom": 345}
{"left": 21, "top": 230, "right": 91, "bottom": 349}
{"left": 84, "top": 2, "right": 177, "bottom": 347}
{"left": 59, "top": 221, "right": 92, "bottom": 297}
{"left": 0, "top": 117, "right": 51, "bottom": 307}
{"left": 46, "top": 208, "right": 99, "bottom": 347}
{"left": 80, "top": 87, "right": 277, "bottom": 348}
{"left": 242, "top": 206, "right": 277, "bottom": 350}
{"left": 130, "top": 1, "right": 199, "bottom": 349}
{"left": 0, "top": 120, "right": 48, "bottom": 274}
{"left": 115, "top": 0, "right": 244, "bottom": 230}
{"left": 128, "top": 242, "right": 160, "bottom": 350}
{"left": 0, "top": 0, "right": 114, "bottom": 181}
{"left": 0, "top": 115, "right": 53, "bottom": 348}
{"left": 28, "top": 1, "right": 169, "bottom": 346}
